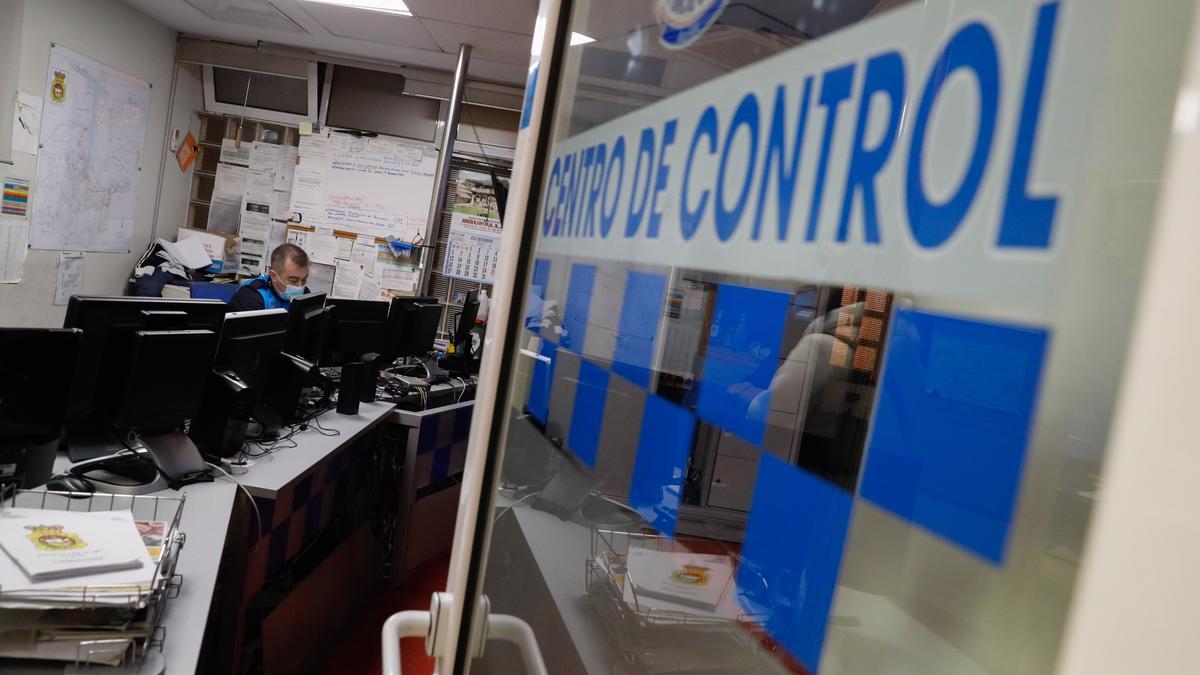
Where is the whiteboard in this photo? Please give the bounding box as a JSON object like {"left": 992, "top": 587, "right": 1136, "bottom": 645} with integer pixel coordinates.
{"left": 30, "top": 45, "right": 151, "bottom": 252}
{"left": 290, "top": 130, "right": 438, "bottom": 242}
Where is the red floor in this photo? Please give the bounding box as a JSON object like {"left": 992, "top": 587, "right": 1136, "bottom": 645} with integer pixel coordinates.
{"left": 314, "top": 554, "right": 449, "bottom": 675}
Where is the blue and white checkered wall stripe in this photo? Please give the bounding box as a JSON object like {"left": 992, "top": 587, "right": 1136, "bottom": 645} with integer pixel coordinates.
{"left": 520, "top": 256, "right": 1049, "bottom": 672}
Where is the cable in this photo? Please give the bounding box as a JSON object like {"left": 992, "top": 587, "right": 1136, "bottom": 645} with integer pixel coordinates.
{"left": 493, "top": 491, "right": 541, "bottom": 523}
{"left": 207, "top": 461, "right": 263, "bottom": 552}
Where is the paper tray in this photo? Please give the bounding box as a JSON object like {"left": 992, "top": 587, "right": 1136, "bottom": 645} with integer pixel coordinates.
{"left": 0, "top": 489, "right": 187, "bottom": 670}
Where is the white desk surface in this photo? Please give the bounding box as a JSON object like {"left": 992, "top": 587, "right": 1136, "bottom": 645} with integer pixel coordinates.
{"left": 156, "top": 479, "right": 238, "bottom": 673}
{"left": 237, "top": 401, "right": 396, "bottom": 499}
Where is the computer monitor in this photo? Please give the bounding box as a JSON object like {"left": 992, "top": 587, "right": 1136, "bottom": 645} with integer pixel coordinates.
{"left": 385, "top": 296, "right": 441, "bottom": 360}
{"left": 216, "top": 309, "right": 289, "bottom": 390}
{"left": 63, "top": 296, "right": 226, "bottom": 459}
{"left": 115, "top": 330, "right": 218, "bottom": 436}
{"left": 194, "top": 309, "right": 291, "bottom": 456}
{"left": 453, "top": 291, "right": 481, "bottom": 347}
{"left": 0, "top": 328, "right": 82, "bottom": 488}
{"left": 98, "top": 328, "right": 218, "bottom": 488}
{"left": 322, "top": 298, "right": 388, "bottom": 366}
{"left": 285, "top": 292, "right": 328, "bottom": 363}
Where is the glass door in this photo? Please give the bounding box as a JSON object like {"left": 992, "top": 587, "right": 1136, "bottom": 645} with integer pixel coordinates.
{"left": 439, "top": 0, "right": 1197, "bottom": 673}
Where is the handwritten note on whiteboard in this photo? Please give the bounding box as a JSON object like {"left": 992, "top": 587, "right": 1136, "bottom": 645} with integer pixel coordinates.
{"left": 290, "top": 130, "right": 437, "bottom": 243}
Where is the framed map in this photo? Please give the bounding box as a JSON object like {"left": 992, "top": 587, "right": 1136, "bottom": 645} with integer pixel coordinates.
{"left": 29, "top": 44, "right": 151, "bottom": 253}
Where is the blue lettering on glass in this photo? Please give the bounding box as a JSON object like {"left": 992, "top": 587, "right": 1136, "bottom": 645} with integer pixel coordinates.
{"left": 647, "top": 120, "right": 679, "bottom": 238}
{"left": 541, "top": 1, "right": 1061, "bottom": 254}
{"left": 999, "top": 1, "right": 1061, "bottom": 249}
{"left": 681, "top": 106, "right": 718, "bottom": 240}
{"left": 542, "top": 156, "right": 560, "bottom": 235}
{"left": 753, "top": 79, "right": 813, "bottom": 241}
{"left": 600, "top": 136, "right": 626, "bottom": 238}
{"left": 837, "top": 51, "right": 905, "bottom": 244}
{"left": 568, "top": 146, "right": 595, "bottom": 236}
{"left": 626, "top": 128, "right": 657, "bottom": 237}
{"left": 584, "top": 143, "right": 608, "bottom": 238}
{"left": 715, "top": 94, "right": 760, "bottom": 241}
{"left": 554, "top": 153, "right": 574, "bottom": 236}
{"left": 806, "top": 63, "right": 857, "bottom": 242}
{"left": 906, "top": 22, "right": 1002, "bottom": 249}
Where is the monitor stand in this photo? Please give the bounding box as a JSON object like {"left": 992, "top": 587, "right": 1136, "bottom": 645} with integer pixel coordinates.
{"left": 64, "top": 425, "right": 128, "bottom": 463}
{"left": 140, "top": 431, "right": 212, "bottom": 487}
{"left": 68, "top": 431, "right": 212, "bottom": 494}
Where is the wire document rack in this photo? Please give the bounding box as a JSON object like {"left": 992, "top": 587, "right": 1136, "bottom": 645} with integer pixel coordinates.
{"left": 0, "top": 489, "right": 188, "bottom": 673}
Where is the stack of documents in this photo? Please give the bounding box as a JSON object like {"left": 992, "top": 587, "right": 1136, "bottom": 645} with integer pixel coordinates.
{"left": 597, "top": 547, "right": 743, "bottom": 624}
{"left": 0, "top": 508, "right": 172, "bottom": 666}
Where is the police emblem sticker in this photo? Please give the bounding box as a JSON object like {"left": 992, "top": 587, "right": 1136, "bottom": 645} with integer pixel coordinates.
{"left": 27, "top": 524, "right": 86, "bottom": 551}
{"left": 50, "top": 70, "right": 67, "bottom": 105}
{"left": 656, "top": 0, "right": 728, "bottom": 50}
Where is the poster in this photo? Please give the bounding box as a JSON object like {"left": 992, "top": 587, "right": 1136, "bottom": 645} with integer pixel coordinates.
{"left": 2, "top": 178, "right": 29, "bottom": 217}
{"left": 0, "top": 216, "right": 28, "bottom": 283}
{"left": 442, "top": 171, "right": 502, "bottom": 284}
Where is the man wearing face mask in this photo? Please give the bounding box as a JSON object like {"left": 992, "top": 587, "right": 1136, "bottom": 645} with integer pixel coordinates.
{"left": 227, "top": 243, "right": 310, "bottom": 312}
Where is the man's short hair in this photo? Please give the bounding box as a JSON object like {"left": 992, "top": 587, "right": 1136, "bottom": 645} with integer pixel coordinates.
{"left": 270, "top": 243, "right": 309, "bottom": 270}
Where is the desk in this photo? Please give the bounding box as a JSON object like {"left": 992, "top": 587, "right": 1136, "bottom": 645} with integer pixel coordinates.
{"left": 156, "top": 480, "right": 238, "bottom": 673}
{"left": 385, "top": 399, "right": 473, "bottom": 581}
{"left": 238, "top": 401, "right": 396, "bottom": 499}
{"left": 9, "top": 397, "right": 465, "bottom": 674}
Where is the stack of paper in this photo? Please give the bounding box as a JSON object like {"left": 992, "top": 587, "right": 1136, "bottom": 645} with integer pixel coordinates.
{"left": 0, "top": 509, "right": 151, "bottom": 583}
{"left": 0, "top": 509, "right": 173, "bottom": 666}
{"left": 598, "top": 547, "right": 743, "bottom": 624}
{"left": 157, "top": 237, "right": 212, "bottom": 270}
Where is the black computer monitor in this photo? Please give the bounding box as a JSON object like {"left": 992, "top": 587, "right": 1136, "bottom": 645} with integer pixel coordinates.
{"left": 385, "top": 296, "right": 441, "bottom": 360}
{"left": 216, "top": 309, "right": 289, "bottom": 390}
{"left": 322, "top": 298, "right": 388, "bottom": 366}
{"left": 62, "top": 296, "right": 226, "bottom": 459}
{"left": 193, "top": 308, "right": 292, "bottom": 456}
{"left": 106, "top": 328, "right": 217, "bottom": 485}
{"left": 115, "top": 330, "right": 218, "bottom": 436}
{"left": 285, "top": 292, "right": 328, "bottom": 363}
{"left": 453, "top": 291, "right": 481, "bottom": 348}
{"left": 0, "top": 328, "right": 82, "bottom": 487}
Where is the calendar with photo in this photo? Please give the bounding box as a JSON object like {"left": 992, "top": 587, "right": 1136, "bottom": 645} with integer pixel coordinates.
{"left": 443, "top": 170, "right": 502, "bottom": 284}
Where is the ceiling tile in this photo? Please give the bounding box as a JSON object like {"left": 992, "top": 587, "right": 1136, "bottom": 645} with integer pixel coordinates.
{"left": 297, "top": 0, "right": 440, "bottom": 51}
{"left": 421, "top": 20, "right": 532, "bottom": 66}
{"left": 404, "top": 0, "right": 535, "bottom": 35}
{"left": 183, "top": 0, "right": 306, "bottom": 32}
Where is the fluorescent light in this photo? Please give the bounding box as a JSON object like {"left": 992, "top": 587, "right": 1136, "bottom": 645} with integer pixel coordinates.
{"left": 303, "top": 0, "right": 412, "bottom": 16}
{"left": 532, "top": 18, "right": 595, "bottom": 55}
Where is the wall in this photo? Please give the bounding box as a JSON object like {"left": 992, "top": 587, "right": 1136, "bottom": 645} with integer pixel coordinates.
{"left": 0, "top": 0, "right": 22, "bottom": 163}
{"left": 0, "top": 0, "right": 178, "bottom": 327}
{"left": 153, "top": 61, "right": 204, "bottom": 243}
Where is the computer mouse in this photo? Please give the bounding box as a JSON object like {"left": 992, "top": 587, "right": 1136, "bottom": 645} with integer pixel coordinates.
{"left": 46, "top": 474, "right": 95, "bottom": 495}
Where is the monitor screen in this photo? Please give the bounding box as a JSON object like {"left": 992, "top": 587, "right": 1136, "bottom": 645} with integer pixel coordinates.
{"left": 217, "top": 309, "right": 288, "bottom": 390}
{"left": 63, "top": 297, "right": 226, "bottom": 426}
{"left": 285, "top": 292, "right": 328, "bottom": 363}
{"left": 114, "top": 330, "right": 217, "bottom": 435}
{"left": 322, "top": 298, "right": 388, "bottom": 366}
{"left": 0, "top": 328, "right": 82, "bottom": 443}
{"left": 453, "top": 291, "right": 480, "bottom": 346}
{"left": 385, "top": 296, "right": 441, "bottom": 359}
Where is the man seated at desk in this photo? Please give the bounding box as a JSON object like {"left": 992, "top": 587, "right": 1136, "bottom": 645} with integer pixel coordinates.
{"left": 228, "top": 243, "right": 310, "bottom": 312}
